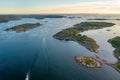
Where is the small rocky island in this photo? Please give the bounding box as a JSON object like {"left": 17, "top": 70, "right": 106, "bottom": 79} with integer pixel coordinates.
{"left": 5, "top": 23, "right": 41, "bottom": 32}
{"left": 74, "top": 56, "right": 102, "bottom": 68}
{"left": 108, "top": 36, "right": 120, "bottom": 71}
{"left": 53, "top": 22, "right": 115, "bottom": 53}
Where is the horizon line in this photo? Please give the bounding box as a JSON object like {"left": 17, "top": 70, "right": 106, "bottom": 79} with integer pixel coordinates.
{"left": 0, "top": 13, "right": 120, "bottom": 15}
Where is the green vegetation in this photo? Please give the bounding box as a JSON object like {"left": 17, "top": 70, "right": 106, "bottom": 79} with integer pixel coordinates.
{"left": 108, "top": 37, "right": 120, "bottom": 56}
{"left": 74, "top": 56, "right": 102, "bottom": 68}
{"left": 5, "top": 23, "right": 41, "bottom": 32}
{"left": 84, "top": 58, "right": 94, "bottom": 65}
{"left": 53, "top": 22, "right": 115, "bottom": 53}
{"left": 74, "top": 22, "right": 115, "bottom": 31}
{"left": 108, "top": 37, "right": 120, "bottom": 72}
{"left": 54, "top": 28, "right": 99, "bottom": 52}
{"left": 116, "top": 63, "right": 120, "bottom": 70}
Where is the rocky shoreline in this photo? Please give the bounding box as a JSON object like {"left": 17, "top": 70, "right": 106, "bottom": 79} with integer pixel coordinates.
{"left": 74, "top": 35, "right": 120, "bottom": 73}
{"left": 74, "top": 56, "right": 102, "bottom": 69}
{"left": 108, "top": 36, "right": 120, "bottom": 72}
{"left": 53, "top": 22, "right": 115, "bottom": 53}
{"left": 53, "top": 32, "right": 99, "bottom": 53}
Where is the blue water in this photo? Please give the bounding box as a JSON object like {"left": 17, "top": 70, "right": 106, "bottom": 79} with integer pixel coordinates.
{"left": 0, "top": 14, "right": 120, "bottom": 80}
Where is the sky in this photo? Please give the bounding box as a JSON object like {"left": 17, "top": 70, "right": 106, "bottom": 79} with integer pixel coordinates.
{"left": 0, "top": 0, "right": 120, "bottom": 14}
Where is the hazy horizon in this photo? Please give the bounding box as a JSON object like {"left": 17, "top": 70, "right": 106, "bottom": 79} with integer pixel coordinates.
{"left": 0, "top": 0, "right": 120, "bottom": 14}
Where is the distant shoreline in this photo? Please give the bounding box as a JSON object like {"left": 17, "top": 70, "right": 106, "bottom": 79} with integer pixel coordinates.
{"left": 0, "top": 15, "right": 66, "bottom": 23}
{"left": 0, "top": 13, "right": 120, "bottom": 15}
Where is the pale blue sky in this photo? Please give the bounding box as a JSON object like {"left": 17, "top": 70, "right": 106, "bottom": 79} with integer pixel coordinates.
{"left": 0, "top": 0, "right": 97, "bottom": 7}
{"left": 0, "top": 0, "right": 120, "bottom": 14}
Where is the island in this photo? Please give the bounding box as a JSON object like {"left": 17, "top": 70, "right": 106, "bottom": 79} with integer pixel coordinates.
{"left": 108, "top": 36, "right": 120, "bottom": 71}
{"left": 68, "top": 16, "right": 75, "bottom": 19}
{"left": 53, "top": 22, "right": 115, "bottom": 53}
{"left": 43, "top": 15, "right": 65, "bottom": 18}
{"left": 5, "top": 23, "right": 41, "bottom": 32}
{"left": 74, "top": 56, "right": 102, "bottom": 69}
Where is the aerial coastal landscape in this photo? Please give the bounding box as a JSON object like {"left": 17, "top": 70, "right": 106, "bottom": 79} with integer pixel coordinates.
{"left": 0, "top": 14, "right": 120, "bottom": 80}
{"left": 1, "top": 0, "right": 120, "bottom": 80}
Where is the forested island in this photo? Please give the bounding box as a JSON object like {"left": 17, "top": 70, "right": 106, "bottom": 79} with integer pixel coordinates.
{"left": 53, "top": 22, "right": 115, "bottom": 53}
{"left": 5, "top": 23, "right": 41, "bottom": 32}
{"left": 0, "top": 15, "right": 65, "bottom": 23}
{"left": 108, "top": 36, "right": 120, "bottom": 71}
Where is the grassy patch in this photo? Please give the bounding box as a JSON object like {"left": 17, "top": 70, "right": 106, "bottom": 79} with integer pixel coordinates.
{"left": 108, "top": 37, "right": 120, "bottom": 56}
{"left": 116, "top": 64, "right": 120, "bottom": 70}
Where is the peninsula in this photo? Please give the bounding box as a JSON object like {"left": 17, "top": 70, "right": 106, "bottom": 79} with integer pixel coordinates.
{"left": 53, "top": 22, "right": 115, "bottom": 53}
{"left": 108, "top": 36, "right": 120, "bottom": 71}
{"left": 5, "top": 23, "right": 41, "bottom": 32}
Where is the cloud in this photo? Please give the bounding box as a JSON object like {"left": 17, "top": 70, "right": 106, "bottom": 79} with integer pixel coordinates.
{"left": 38, "top": 0, "right": 120, "bottom": 14}
{"left": 1, "top": 0, "right": 120, "bottom": 14}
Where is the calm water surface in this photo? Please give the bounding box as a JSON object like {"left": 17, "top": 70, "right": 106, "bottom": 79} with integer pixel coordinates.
{"left": 0, "top": 14, "right": 120, "bottom": 80}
